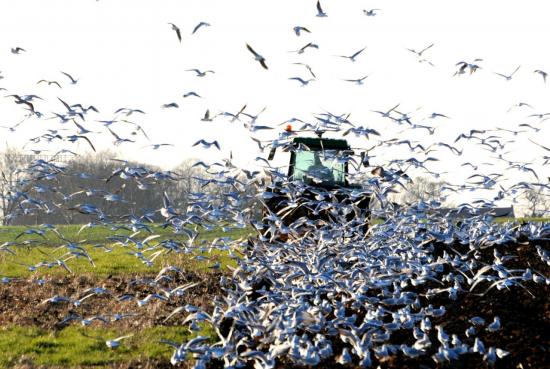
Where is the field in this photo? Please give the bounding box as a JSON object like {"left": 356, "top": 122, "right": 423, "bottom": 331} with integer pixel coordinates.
{"left": 1, "top": 220, "right": 549, "bottom": 369}
{"left": 0, "top": 225, "right": 247, "bottom": 368}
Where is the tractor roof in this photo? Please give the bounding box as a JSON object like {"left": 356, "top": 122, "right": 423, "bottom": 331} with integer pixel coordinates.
{"left": 292, "top": 137, "right": 350, "bottom": 150}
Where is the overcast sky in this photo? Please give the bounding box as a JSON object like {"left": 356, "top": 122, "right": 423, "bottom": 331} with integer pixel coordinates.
{"left": 1, "top": 0, "right": 549, "bottom": 209}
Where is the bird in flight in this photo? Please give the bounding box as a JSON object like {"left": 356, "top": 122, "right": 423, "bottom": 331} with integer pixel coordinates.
{"left": 292, "top": 62, "right": 316, "bottom": 78}
{"left": 193, "top": 139, "right": 220, "bottom": 150}
{"left": 60, "top": 71, "right": 78, "bottom": 84}
{"left": 293, "top": 26, "right": 311, "bottom": 36}
{"left": 363, "top": 9, "right": 381, "bottom": 16}
{"left": 335, "top": 46, "right": 366, "bottom": 62}
{"left": 168, "top": 23, "right": 181, "bottom": 42}
{"left": 406, "top": 43, "right": 434, "bottom": 58}
{"left": 161, "top": 102, "right": 179, "bottom": 109}
{"left": 37, "top": 79, "right": 62, "bottom": 88}
{"left": 288, "top": 77, "right": 315, "bottom": 86}
{"left": 192, "top": 21, "right": 211, "bottom": 35}
{"left": 316, "top": 0, "right": 328, "bottom": 17}
{"left": 11, "top": 47, "right": 26, "bottom": 54}
{"left": 246, "top": 43, "right": 268, "bottom": 70}
{"left": 494, "top": 65, "right": 520, "bottom": 81}
{"left": 183, "top": 91, "right": 202, "bottom": 98}
{"left": 343, "top": 75, "right": 369, "bottom": 85}
{"left": 293, "top": 42, "right": 320, "bottom": 54}
{"left": 186, "top": 68, "right": 215, "bottom": 77}
{"left": 454, "top": 59, "right": 483, "bottom": 76}
{"left": 534, "top": 69, "right": 547, "bottom": 84}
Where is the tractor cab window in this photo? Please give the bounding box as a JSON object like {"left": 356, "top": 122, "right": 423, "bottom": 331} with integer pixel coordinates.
{"left": 293, "top": 150, "right": 345, "bottom": 185}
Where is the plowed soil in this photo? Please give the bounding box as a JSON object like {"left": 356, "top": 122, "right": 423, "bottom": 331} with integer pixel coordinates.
{"left": 1, "top": 240, "right": 549, "bottom": 369}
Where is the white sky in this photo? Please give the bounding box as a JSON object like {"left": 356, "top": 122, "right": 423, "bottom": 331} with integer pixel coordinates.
{"left": 1, "top": 0, "right": 549, "bottom": 210}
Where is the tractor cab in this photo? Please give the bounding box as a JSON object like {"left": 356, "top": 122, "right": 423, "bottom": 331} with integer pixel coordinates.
{"left": 262, "top": 135, "right": 371, "bottom": 239}
{"left": 287, "top": 137, "right": 351, "bottom": 188}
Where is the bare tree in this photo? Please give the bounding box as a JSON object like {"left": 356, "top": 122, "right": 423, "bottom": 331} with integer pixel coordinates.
{"left": 522, "top": 187, "right": 550, "bottom": 217}
{"left": 0, "top": 147, "right": 32, "bottom": 225}
{"left": 399, "top": 176, "right": 448, "bottom": 205}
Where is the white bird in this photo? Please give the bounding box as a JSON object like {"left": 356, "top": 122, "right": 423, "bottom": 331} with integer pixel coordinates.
{"left": 494, "top": 65, "right": 520, "bottom": 81}
{"left": 534, "top": 69, "right": 547, "bottom": 83}
{"left": 293, "top": 26, "right": 311, "bottom": 36}
{"left": 168, "top": 23, "right": 181, "bottom": 42}
{"left": 288, "top": 77, "right": 314, "bottom": 86}
{"left": 316, "top": 0, "right": 327, "bottom": 17}
{"left": 336, "top": 46, "right": 366, "bottom": 62}
{"left": 363, "top": 8, "right": 381, "bottom": 16}
{"left": 246, "top": 43, "right": 268, "bottom": 70}
{"left": 192, "top": 139, "right": 220, "bottom": 150}
{"left": 343, "top": 75, "right": 369, "bottom": 85}
{"left": 486, "top": 316, "right": 501, "bottom": 332}
{"left": 192, "top": 21, "right": 210, "bottom": 35}
{"left": 105, "top": 334, "right": 133, "bottom": 349}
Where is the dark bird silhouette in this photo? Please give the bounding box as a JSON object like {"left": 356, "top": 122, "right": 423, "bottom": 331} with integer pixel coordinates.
{"left": 246, "top": 43, "right": 268, "bottom": 69}
{"left": 168, "top": 23, "right": 182, "bottom": 42}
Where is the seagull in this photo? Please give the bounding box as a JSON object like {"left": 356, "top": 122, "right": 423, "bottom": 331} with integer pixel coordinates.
{"left": 201, "top": 109, "right": 214, "bottom": 122}
{"left": 144, "top": 143, "right": 174, "bottom": 150}
{"left": 37, "top": 79, "right": 62, "bottom": 88}
{"left": 107, "top": 127, "right": 135, "bottom": 145}
{"left": 335, "top": 46, "right": 366, "bottom": 62}
{"left": 246, "top": 43, "right": 268, "bottom": 70}
{"left": 428, "top": 112, "right": 450, "bottom": 119}
{"left": 11, "top": 47, "right": 26, "bottom": 54}
{"left": 454, "top": 59, "right": 483, "bottom": 76}
{"left": 294, "top": 42, "right": 319, "bottom": 54}
{"left": 161, "top": 102, "right": 179, "bottom": 109}
{"left": 105, "top": 334, "right": 133, "bottom": 349}
{"left": 316, "top": 0, "right": 328, "bottom": 17}
{"left": 494, "top": 65, "right": 520, "bottom": 81}
{"left": 168, "top": 23, "right": 181, "bottom": 42}
{"left": 183, "top": 91, "right": 202, "bottom": 98}
{"left": 114, "top": 107, "right": 146, "bottom": 116}
{"left": 507, "top": 102, "right": 533, "bottom": 112}
{"left": 293, "top": 26, "right": 311, "bottom": 36}
{"left": 343, "top": 75, "right": 369, "bottom": 85}
{"left": 65, "top": 135, "right": 96, "bottom": 152}
{"left": 191, "top": 21, "right": 211, "bottom": 35}
{"left": 406, "top": 43, "right": 434, "bottom": 57}
{"left": 288, "top": 77, "right": 314, "bottom": 86}
{"left": 192, "top": 139, "right": 220, "bottom": 150}
{"left": 534, "top": 69, "right": 547, "bottom": 83}
{"left": 363, "top": 8, "right": 380, "bottom": 16}
{"left": 292, "top": 63, "right": 316, "bottom": 78}
{"left": 186, "top": 68, "right": 215, "bottom": 77}
{"left": 60, "top": 71, "right": 79, "bottom": 84}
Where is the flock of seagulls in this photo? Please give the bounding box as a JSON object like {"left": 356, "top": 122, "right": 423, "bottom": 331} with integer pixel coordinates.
{"left": 1, "top": 1, "right": 549, "bottom": 368}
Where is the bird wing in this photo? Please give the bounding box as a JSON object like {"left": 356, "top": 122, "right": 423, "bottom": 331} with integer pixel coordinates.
{"left": 58, "top": 97, "right": 71, "bottom": 111}
{"left": 61, "top": 71, "right": 76, "bottom": 83}
{"left": 419, "top": 43, "right": 434, "bottom": 55}
{"left": 78, "top": 136, "right": 96, "bottom": 152}
{"left": 259, "top": 59, "right": 268, "bottom": 70}
{"left": 246, "top": 43, "right": 259, "bottom": 58}
{"left": 351, "top": 47, "right": 366, "bottom": 58}
{"left": 316, "top": 0, "right": 324, "bottom": 14}
{"left": 528, "top": 138, "right": 550, "bottom": 151}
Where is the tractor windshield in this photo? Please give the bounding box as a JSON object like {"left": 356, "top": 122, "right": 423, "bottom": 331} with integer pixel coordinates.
{"left": 293, "top": 150, "right": 346, "bottom": 185}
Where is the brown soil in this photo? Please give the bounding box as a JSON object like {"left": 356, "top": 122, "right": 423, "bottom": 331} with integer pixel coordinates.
{"left": 1, "top": 241, "right": 549, "bottom": 369}
{"left": 0, "top": 270, "right": 223, "bottom": 331}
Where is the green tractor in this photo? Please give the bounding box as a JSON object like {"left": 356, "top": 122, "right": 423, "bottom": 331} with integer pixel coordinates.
{"left": 262, "top": 136, "right": 372, "bottom": 239}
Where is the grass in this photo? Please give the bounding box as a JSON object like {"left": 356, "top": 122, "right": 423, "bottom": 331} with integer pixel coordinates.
{"left": 0, "top": 224, "right": 252, "bottom": 278}
{"left": 0, "top": 325, "right": 215, "bottom": 368}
